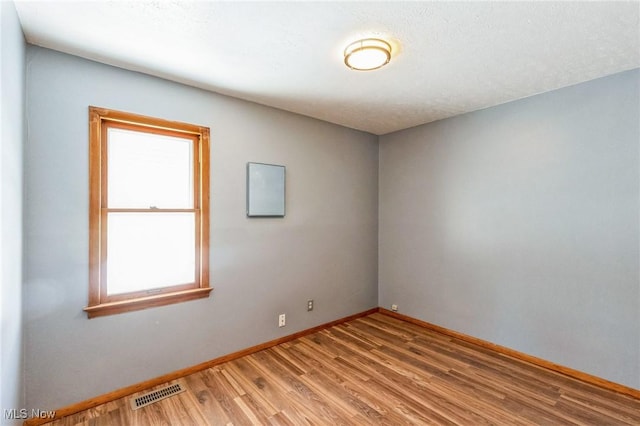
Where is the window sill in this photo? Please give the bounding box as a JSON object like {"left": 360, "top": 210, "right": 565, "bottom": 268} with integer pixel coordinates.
{"left": 84, "top": 287, "right": 213, "bottom": 318}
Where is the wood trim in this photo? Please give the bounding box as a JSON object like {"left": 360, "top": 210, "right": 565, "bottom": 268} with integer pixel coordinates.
{"left": 24, "top": 308, "right": 378, "bottom": 425}
{"left": 378, "top": 308, "right": 640, "bottom": 400}
{"left": 101, "top": 280, "right": 200, "bottom": 305}
{"left": 88, "top": 108, "right": 102, "bottom": 307}
{"left": 199, "top": 128, "right": 210, "bottom": 288}
{"left": 86, "top": 106, "right": 211, "bottom": 318}
{"left": 88, "top": 106, "right": 208, "bottom": 136}
{"left": 83, "top": 287, "right": 213, "bottom": 318}
{"left": 104, "top": 208, "right": 198, "bottom": 213}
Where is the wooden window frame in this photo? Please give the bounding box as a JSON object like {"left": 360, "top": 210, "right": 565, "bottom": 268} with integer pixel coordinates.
{"left": 84, "top": 106, "right": 211, "bottom": 318}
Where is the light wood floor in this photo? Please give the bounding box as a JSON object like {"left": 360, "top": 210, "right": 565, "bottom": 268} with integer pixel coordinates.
{"left": 50, "top": 313, "right": 639, "bottom": 425}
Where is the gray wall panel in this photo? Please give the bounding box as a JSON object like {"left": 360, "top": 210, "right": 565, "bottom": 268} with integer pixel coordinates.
{"left": 379, "top": 69, "right": 640, "bottom": 388}
{"left": 24, "top": 46, "right": 378, "bottom": 410}
{"left": 1, "top": 1, "right": 26, "bottom": 423}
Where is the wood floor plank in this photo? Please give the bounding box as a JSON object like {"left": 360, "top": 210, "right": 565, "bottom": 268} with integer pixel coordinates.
{"left": 46, "top": 312, "right": 640, "bottom": 425}
{"left": 202, "top": 369, "right": 253, "bottom": 424}
{"left": 184, "top": 373, "right": 231, "bottom": 424}
{"left": 223, "top": 360, "right": 280, "bottom": 417}
{"left": 559, "top": 391, "right": 640, "bottom": 422}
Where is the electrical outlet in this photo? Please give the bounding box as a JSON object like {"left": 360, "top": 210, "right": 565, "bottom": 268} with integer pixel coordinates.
{"left": 391, "top": 304, "right": 398, "bottom": 312}
{"left": 278, "top": 313, "right": 286, "bottom": 327}
{"left": 307, "top": 299, "right": 314, "bottom": 311}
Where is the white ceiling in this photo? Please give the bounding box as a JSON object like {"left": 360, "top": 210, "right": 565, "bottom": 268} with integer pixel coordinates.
{"left": 14, "top": 1, "right": 640, "bottom": 135}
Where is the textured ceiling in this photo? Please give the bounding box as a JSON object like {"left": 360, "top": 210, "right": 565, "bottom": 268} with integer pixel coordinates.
{"left": 15, "top": 1, "right": 640, "bottom": 135}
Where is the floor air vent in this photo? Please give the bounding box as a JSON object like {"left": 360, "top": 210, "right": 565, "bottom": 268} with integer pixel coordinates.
{"left": 130, "top": 383, "right": 185, "bottom": 410}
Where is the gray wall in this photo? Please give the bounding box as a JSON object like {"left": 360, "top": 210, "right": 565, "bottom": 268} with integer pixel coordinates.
{"left": 24, "top": 46, "right": 378, "bottom": 410}
{"left": 1, "top": 1, "right": 25, "bottom": 423}
{"left": 379, "top": 69, "right": 640, "bottom": 388}
{"left": 20, "top": 37, "right": 639, "bottom": 411}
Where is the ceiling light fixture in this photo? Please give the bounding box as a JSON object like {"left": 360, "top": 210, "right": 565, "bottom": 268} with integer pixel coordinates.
{"left": 344, "top": 38, "right": 392, "bottom": 71}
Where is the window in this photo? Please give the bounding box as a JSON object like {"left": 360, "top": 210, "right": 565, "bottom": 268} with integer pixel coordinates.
{"left": 85, "top": 107, "right": 211, "bottom": 318}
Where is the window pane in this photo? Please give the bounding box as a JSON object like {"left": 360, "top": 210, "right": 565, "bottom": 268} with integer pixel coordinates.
{"left": 108, "top": 128, "right": 193, "bottom": 208}
{"left": 107, "top": 212, "right": 195, "bottom": 295}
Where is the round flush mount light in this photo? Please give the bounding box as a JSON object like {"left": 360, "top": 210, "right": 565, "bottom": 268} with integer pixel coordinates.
{"left": 344, "top": 38, "right": 392, "bottom": 71}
